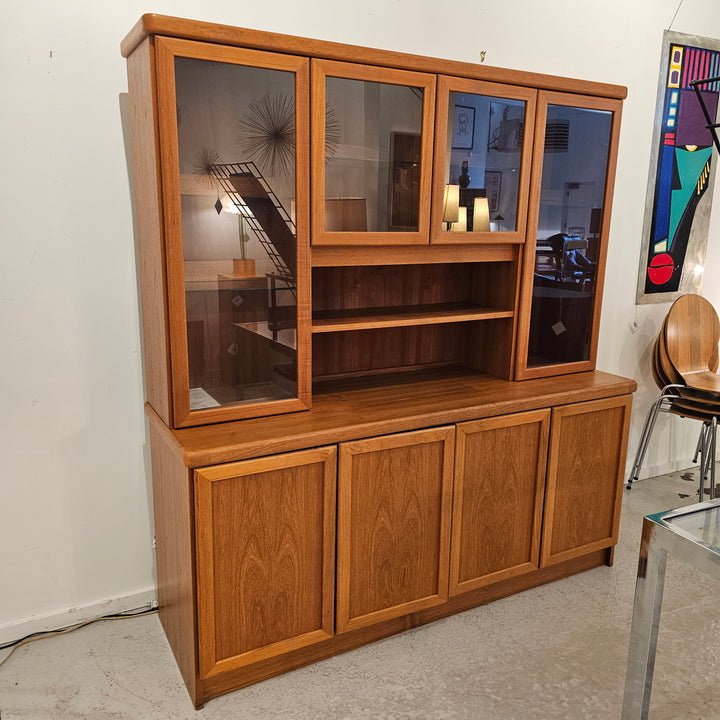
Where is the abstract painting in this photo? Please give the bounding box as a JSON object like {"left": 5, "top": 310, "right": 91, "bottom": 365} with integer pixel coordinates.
{"left": 637, "top": 31, "right": 720, "bottom": 303}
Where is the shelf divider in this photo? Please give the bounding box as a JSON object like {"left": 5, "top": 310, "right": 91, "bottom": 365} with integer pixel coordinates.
{"left": 312, "top": 303, "right": 514, "bottom": 333}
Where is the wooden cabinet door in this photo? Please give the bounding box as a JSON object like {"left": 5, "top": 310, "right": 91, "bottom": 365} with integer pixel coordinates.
{"left": 337, "top": 427, "right": 455, "bottom": 633}
{"left": 194, "top": 447, "right": 336, "bottom": 679}
{"left": 450, "top": 410, "right": 550, "bottom": 595}
{"left": 541, "top": 395, "right": 632, "bottom": 566}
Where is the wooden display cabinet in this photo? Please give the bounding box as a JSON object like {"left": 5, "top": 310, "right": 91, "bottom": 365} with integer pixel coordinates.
{"left": 123, "top": 14, "right": 634, "bottom": 708}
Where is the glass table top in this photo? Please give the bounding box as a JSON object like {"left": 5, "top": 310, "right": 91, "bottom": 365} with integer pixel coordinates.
{"left": 663, "top": 501, "right": 720, "bottom": 551}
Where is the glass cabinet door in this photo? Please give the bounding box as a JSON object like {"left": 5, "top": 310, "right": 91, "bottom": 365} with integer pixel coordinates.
{"left": 154, "top": 38, "right": 311, "bottom": 427}
{"left": 311, "top": 59, "right": 435, "bottom": 245}
{"left": 431, "top": 77, "right": 536, "bottom": 244}
{"left": 515, "top": 92, "right": 622, "bottom": 380}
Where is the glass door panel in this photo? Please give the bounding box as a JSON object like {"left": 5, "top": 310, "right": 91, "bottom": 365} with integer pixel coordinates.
{"left": 155, "top": 38, "right": 310, "bottom": 426}
{"left": 432, "top": 77, "right": 535, "bottom": 244}
{"left": 516, "top": 92, "right": 622, "bottom": 379}
{"left": 311, "top": 60, "right": 435, "bottom": 245}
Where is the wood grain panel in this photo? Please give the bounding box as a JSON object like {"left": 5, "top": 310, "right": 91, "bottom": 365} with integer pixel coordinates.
{"left": 311, "top": 243, "right": 515, "bottom": 266}
{"left": 312, "top": 325, "right": 468, "bottom": 378}
{"left": 337, "top": 427, "right": 455, "bottom": 632}
{"left": 450, "top": 410, "right": 550, "bottom": 594}
{"left": 541, "top": 395, "right": 632, "bottom": 566}
{"left": 195, "top": 447, "right": 336, "bottom": 678}
{"left": 148, "top": 420, "right": 199, "bottom": 705}
{"left": 312, "top": 264, "right": 473, "bottom": 312}
{"left": 144, "top": 371, "right": 637, "bottom": 469}
{"left": 126, "top": 38, "right": 172, "bottom": 424}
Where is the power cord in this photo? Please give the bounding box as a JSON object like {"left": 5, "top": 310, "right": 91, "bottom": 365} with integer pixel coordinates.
{"left": 0, "top": 604, "right": 158, "bottom": 669}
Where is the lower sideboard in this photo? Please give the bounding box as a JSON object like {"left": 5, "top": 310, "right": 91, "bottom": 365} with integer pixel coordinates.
{"left": 146, "top": 369, "right": 635, "bottom": 708}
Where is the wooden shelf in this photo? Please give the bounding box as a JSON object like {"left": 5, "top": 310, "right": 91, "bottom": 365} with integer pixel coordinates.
{"left": 312, "top": 303, "right": 514, "bottom": 333}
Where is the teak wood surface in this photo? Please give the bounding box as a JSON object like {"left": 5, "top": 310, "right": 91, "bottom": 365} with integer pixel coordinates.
{"left": 124, "top": 14, "right": 635, "bottom": 708}
{"left": 664, "top": 293, "right": 720, "bottom": 395}
{"left": 127, "top": 38, "right": 173, "bottom": 425}
{"left": 194, "top": 447, "right": 337, "bottom": 679}
{"left": 336, "top": 427, "right": 455, "bottom": 632}
{"left": 541, "top": 394, "right": 632, "bottom": 566}
{"left": 146, "top": 369, "right": 636, "bottom": 469}
{"left": 450, "top": 409, "right": 550, "bottom": 594}
{"left": 121, "top": 14, "right": 628, "bottom": 102}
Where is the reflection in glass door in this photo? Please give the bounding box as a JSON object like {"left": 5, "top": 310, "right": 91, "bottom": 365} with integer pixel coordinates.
{"left": 516, "top": 92, "right": 621, "bottom": 380}
{"left": 431, "top": 77, "right": 535, "bottom": 244}
{"left": 155, "top": 38, "right": 310, "bottom": 425}
{"left": 311, "top": 60, "right": 435, "bottom": 245}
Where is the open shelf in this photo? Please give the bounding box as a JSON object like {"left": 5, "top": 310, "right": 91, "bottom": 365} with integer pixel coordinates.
{"left": 312, "top": 303, "right": 514, "bottom": 333}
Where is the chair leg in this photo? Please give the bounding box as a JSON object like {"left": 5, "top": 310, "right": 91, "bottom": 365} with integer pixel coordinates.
{"left": 700, "top": 422, "right": 710, "bottom": 500}
{"left": 693, "top": 423, "right": 704, "bottom": 464}
{"left": 711, "top": 417, "right": 717, "bottom": 500}
{"left": 627, "top": 398, "right": 664, "bottom": 488}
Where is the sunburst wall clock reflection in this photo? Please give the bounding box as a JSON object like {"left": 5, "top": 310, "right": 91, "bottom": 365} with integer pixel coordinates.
{"left": 324, "top": 104, "right": 340, "bottom": 162}
{"left": 239, "top": 93, "right": 295, "bottom": 177}
{"left": 239, "top": 93, "right": 341, "bottom": 176}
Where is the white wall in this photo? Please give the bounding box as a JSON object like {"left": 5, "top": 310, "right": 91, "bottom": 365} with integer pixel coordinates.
{"left": 2, "top": 0, "right": 720, "bottom": 639}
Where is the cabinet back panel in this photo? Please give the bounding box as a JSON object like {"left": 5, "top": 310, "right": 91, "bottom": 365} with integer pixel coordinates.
{"left": 312, "top": 319, "right": 514, "bottom": 379}
{"left": 312, "top": 325, "right": 466, "bottom": 377}
{"left": 313, "top": 263, "right": 514, "bottom": 312}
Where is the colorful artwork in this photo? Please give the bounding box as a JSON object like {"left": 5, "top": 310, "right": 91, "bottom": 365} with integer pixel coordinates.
{"left": 637, "top": 32, "right": 720, "bottom": 304}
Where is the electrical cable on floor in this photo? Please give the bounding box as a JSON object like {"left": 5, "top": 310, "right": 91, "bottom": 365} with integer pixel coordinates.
{"left": 0, "top": 605, "right": 158, "bottom": 670}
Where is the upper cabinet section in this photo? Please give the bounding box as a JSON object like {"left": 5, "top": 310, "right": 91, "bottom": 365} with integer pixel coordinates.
{"left": 153, "top": 37, "right": 312, "bottom": 427}
{"left": 431, "top": 78, "right": 536, "bottom": 244}
{"left": 515, "top": 92, "right": 622, "bottom": 380}
{"left": 123, "top": 15, "right": 627, "bottom": 427}
{"left": 311, "top": 60, "right": 436, "bottom": 246}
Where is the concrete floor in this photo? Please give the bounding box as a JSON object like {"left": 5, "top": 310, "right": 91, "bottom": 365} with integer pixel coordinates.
{"left": 2, "top": 468, "right": 719, "bottom": 719}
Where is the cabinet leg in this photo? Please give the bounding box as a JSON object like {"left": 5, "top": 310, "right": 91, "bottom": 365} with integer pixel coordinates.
{"left": 605, "top": 545, "right": 615, "bottom": 566}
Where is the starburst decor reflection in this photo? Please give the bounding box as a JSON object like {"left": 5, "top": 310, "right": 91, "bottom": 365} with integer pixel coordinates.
{"left": 325, "top": 104, "right": 340, "bottom": 161}
{"left": 239, "top": 93, "right": 295, "bottom": 177}
{"left": 192, "top": 147, "right": 222, "bottom": 189}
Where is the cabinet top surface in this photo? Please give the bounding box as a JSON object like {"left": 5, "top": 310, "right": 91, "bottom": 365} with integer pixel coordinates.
{"left": 121, "top": 14, "right": 627, "bottom": 100}
{"left": 148, "top": 369, "right": 637, "bottom": 468}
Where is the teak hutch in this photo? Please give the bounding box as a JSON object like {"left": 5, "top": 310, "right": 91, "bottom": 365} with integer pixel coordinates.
{"left": 122, "top": 14, "right": 635, "bottom": 708}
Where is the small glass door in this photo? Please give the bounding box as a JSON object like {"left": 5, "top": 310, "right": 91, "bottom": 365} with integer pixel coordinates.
{"left": 515, "top": 92, "right": 622, "bottom": 380}
{"left": 311, "top": 59, "right": 435, "bottom": 245}
{"left": 431, "top": 77, "right": 536, "bottom": 244}
{"left": 155, "top": 37, "right": 311, "bottom": 426}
